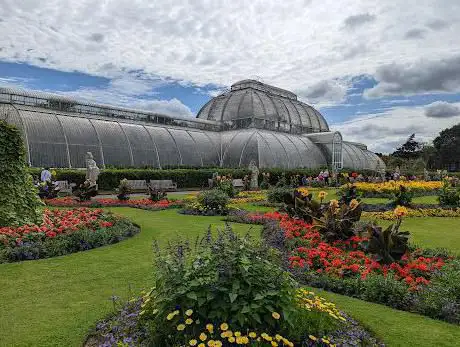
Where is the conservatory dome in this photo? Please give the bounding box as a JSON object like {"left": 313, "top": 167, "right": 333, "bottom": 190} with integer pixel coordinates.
{"left": 197, "top": 80, "right": 329, "bottom": 134}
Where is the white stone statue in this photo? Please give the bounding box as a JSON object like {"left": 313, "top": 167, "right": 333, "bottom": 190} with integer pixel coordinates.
{"left": 85, "top": 152, "right": 100, "bottom": 186}
{"left": 248, "top": 160, "right": 259, "bottom": 190}
{"left": 424, "top": 168, "right": 430, "bottom": 181}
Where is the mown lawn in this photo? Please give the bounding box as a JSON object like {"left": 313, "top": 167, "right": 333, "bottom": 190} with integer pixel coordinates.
{"left": 362, "top": 195, "right": 438, "bottom": 205}
{"left": 0, "top": 209, "right": 261, "bottom": 347}
{"left": 1, "top": 208, "right": 459, "bottom": 346}
{"left": 308, "top": 288, "right": 460, "bottom": 347}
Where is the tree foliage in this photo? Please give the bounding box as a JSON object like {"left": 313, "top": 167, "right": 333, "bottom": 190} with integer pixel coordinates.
{"left": 391, "top": 134, "right": 422, "bottom": 159}
{"left": 0, "top": 121, "right": 42, "bottom": 226}
{"left": 433, "top": 124, "right": 460, "bottom": 170}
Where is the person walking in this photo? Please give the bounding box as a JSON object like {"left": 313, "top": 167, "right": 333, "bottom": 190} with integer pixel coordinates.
{"left": 323, "top": 169, "right": 330, "bottom": 185}
{"left": 40, "top": 167, "right": 52, "bottom": 182}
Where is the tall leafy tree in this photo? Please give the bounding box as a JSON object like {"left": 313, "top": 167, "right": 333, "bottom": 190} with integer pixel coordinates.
{"left": 433, "top": 124, "right": 460, "bottom": 170}
{"left": 391, "top": 134, "right": 422, "bottom": 159}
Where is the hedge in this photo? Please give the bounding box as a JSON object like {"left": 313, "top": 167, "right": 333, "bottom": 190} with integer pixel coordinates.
{"left": 27, "top": 167, "right": 356, "bottom": 190}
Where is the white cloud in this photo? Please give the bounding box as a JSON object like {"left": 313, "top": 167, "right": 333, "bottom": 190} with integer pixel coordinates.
{"left": 365, "top": 55, "right": 460, "bottom": 98}
{"left": 425, "top": 101, "right": 460, "bottom": 118}
{"left": 331, "top": 103, "right": 460, "bottom": 153}
{"left": 1, "top": 0, "right": 459, "bottom": 106}
{"left": 297, "top": 79, "right": 349, "bottom": 107}
{"left": 0, "top": 77, "right": 35, "bottom": 88}
{"left": 54, "top": 76, "right": 193, "bottom": 117}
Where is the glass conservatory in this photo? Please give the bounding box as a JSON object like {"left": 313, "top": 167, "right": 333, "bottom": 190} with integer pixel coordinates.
{"left": 0, "top": 80, "right": 385, "bottom": 171}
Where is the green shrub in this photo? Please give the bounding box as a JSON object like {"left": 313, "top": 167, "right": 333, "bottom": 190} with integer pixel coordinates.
{"left": 267, "top": 186, "right": 294, "bottom": 203}
{"left": 215, "top": 177, "right": 235, "bottom": 198}
{"left": 360, "top": 273, "right": 411, "bottom": 310}
{"left": 390, "top": 185, "right": 413, "bottom": 207}
{"left": 141, "top": 226, "right": 338, "bottom": 346}
{"left": 416, "top": 260, "right": 460, "bottom": 323}
{"left": 0, "top": 121, "right": 42, "bottom": 227}
{"left": 196, "top": 189, "right": 229, "bottom": 214}
{"left": 438, "top": 179, "right": 460, "bottom": 206}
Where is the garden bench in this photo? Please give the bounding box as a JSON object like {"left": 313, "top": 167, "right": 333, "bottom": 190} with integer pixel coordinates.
{"left": 126, "top": 180, "right": 148, "bottom": 192}
{"left": 232, "top": 179, "right": 244, "bottom": 188}
{"left": 149, "top": 179, "right": 177, "bottom": 191}
{"left": 54, "top": 180, "right": 74, "bottom": 195}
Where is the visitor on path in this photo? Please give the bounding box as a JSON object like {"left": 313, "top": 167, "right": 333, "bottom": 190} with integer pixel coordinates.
{"left": 40, "top": 167, "right": 52, "bottom": 182}
{"left": 323, "top": 169, "right": 330, "bottom": 185}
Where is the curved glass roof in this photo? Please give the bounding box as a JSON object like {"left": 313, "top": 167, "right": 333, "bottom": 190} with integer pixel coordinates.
{"left": 220, "top": 129, "right": 327, "bottom": 169}
{"left": 0, "top": 83, "right": 385, "bottom": 172}
{"left": 197, "top": 80, "right": 329, "bottom": 134}
{"left": 342, "top": 142, "right": 385, "bottom": 171}
{"left": 2, "top": 104, "right": 220, "bottom": 168}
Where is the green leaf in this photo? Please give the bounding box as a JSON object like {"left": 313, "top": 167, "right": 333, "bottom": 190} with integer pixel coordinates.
{"left": 186, "top": 292, "right": 198, "bottom": 301}
{"left": 241, "top": 305, "right": 251, "bottom": 314}
{"left": 229, "top": 293, "right": 238, "bottom": 303}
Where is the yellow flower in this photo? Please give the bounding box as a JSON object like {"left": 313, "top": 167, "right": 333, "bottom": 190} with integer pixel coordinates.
{"left": 207, "top": 340, "right": 215, "bottom": 347}
{"left": 234, "top": 331, "right": 241, "bottom": 337}
{"left": 189, "top": 339, "right": 198, "bottom": 346}
{"left": 298, "top": 187, "right": 309, "bottom": 197}
{"left": 185, "top": 309, "right": 194, "bottom": 316}
{"left": 275, "top": 334, "right": 282, "bottom": 341}
{"left": 272, "top": 311, "right": 281, "bottom": 320}
{"left": 198, "top": 344, "right": 205, "bottom": 347}
{"left": 214, "top": 341, "right": 222, "bottom": 347}
{"left": 261, "top": 333, "right": 273, "bottom": 341}
{"left": 271, "top": 342, "right": 278, "bottom": 347}
{"left": 177, "top": 324, "right": 186, "bottom": 331}
{"left": 228, "top": 337, "right": 235, "bottom": 343}
{"left": 394, "top": 205, "right": 408, "bottom": 217}
{"left": 206, "top": 324, "right": 214, "bottom": 333}
{"left": 329, "top": 199, "right": 339, "bottom": 209}
{"left": 349, "top": 199, "right": 360, "bottom": 210}
{"left": 318, "top": 191, "right": 328, "bottom": 199}
{"left": 309, "top": 335, "right": 317, "bottom": 341}
{"left": 186, "top": 318, "right": 194, "bottom": 325}
{"left": 166, "top": 312, "right": 176, "bottom": 320}
{"left": 220, "top": 323, "right": 229, "bottom": 331}
{"left": 322, "top": 337, "right": 331, "bottom": 344}
{"left": 199, "top": 333, "right": 207, "bottom": 341}
{"left": 249, "top": 332, "right": 257, "bottom": 338}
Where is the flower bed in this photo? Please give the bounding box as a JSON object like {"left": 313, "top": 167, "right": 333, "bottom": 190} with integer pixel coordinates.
{"left": 86, "top": 227, "right": 383, "bottom": 346}
{"left": 0, "top": 208, "right": 139, "bottom": 263}
{"left": 87, "top": 291, "right": 383, "bottom": 347}
{"left": 231, "top": 190, "right": 267, "bottom": 203}
{"left": 230, "top": 210, "right": 460, "bottom": 324}
{"left": 346, "top": 181, "right": 442, "bottom": 197}
{"left": 45, "top": 197, "right": 183, "bottom": 211}
{"left": 363, "top": 207, "right": 460, "bottom": 220}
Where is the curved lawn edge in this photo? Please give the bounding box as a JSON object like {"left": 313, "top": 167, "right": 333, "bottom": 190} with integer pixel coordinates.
{"left": 1, "top": 209, "right": 458, "bottom": 346}
{"left": 310, "top": 287, "right": 460, "bottom": 347}
{"left": 0, "top": 213, "right": 141, "bottom": 264}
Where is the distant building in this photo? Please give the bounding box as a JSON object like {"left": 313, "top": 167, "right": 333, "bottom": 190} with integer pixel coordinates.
{"left": 0, "top": 80, "right": 385, "bottom": 170}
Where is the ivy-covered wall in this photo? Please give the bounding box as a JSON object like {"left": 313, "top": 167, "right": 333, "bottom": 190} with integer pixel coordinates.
{"left": 0, "top": 121, "right": 42, "bottom": 227}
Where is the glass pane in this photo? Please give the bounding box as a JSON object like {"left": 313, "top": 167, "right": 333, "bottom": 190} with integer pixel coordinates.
{"left": 90, "top": 119, "right": 132, "bottom": 168}
{"left": 121, "top": 123, "right": 159, "bottom": 168}
{"left": 145, "top": 126, "right": 181, "bottom": 168}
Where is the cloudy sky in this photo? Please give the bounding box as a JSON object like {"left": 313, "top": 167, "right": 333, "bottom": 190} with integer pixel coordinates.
{"left": 1, "top": 0, "right": 460, "bottom": 153}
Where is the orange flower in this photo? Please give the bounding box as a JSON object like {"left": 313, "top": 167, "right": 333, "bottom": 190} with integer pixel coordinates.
{"left": 394, "top": 206, "right": 408, "bottom": 217}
